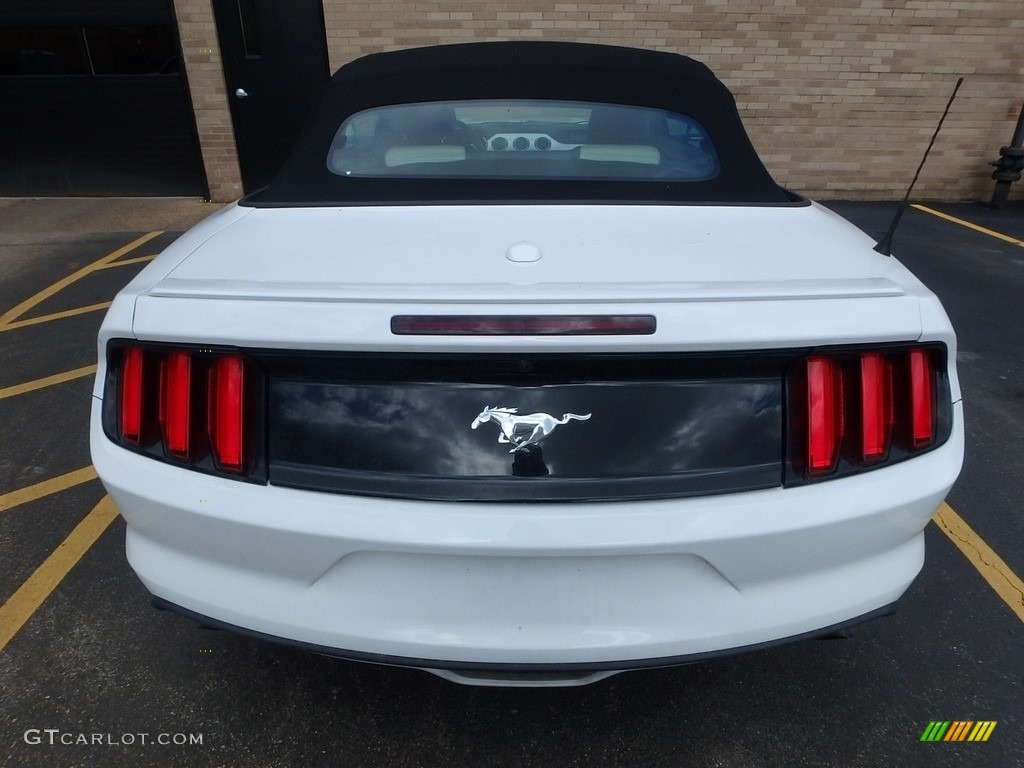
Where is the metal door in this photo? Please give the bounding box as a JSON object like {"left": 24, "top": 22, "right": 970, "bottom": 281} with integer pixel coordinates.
{"left": 213, "top": 0, "right": 329, "bottom": 193}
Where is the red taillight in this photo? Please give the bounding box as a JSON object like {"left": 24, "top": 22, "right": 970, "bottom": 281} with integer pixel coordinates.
{"left": 790, "top": 346, "right": 945, "bottom": 483}
{"left": 120, "top": 347, "right": 144, "bottom": 444}
{"left": 806, "top": 356, "right": 843, "bottom": 475}
{"left": 208, "top": 356, "right": 245, "bottom": 472}
{"left": 109, "top": 344, "right": 259, "bottom": 479}
{"left": 860, "top": 352, "right": 892, "bottom": 461}
{"left": 161, "top": 351, "right": 192, "bottom": 458}
{"left": 910, "top": 349, "right": 934, "bottom": 447}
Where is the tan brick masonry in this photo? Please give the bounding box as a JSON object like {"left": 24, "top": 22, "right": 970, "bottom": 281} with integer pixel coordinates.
{"left": 177, "top": 1, "right": 1024, "bottom": 202}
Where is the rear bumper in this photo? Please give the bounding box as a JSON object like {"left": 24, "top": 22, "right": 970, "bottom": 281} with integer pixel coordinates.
{"left": 91, "top": 396, "right": 964, "bottom": 674}
{"left": 152, "top": 595, "right": 897, "bottom": 686}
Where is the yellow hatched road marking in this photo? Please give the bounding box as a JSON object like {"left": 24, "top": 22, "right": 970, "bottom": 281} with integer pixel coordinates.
{"left": 0, "top": 467, "right": 99, "bottom": 513}
{"left": 0, "top": 302, "right": 112, "bottom": 333}
{"left": 934, "top": 502, "right": 1024, "bottom": 623}
{"left": 0, "top": 231, "right": 161, "bottom": 326}
{"left": 93, "top": 254, "right": 157, "bottom": 269}
{"left": 912, "top": 204, "right": 1024, "bottom": 247}
{"left": 0, "top": 233, "right": 156, "bottom": 650}
{"left": 0, "top": 495, "right": 119, "bottom": 652}
{"left": 0, "top": 365, "right": 96, "bottom": 401}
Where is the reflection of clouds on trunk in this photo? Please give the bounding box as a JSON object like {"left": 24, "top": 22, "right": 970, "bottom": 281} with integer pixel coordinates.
{"left": 617, "top": 383, "right": 780, "bottom": 474}
{"left": 279, "top": 385, "right": 409, "bottom": 428}
{"left": 440, "top": 431, "right": 509, "bottom": 475}
{"left": 275, "top": 383, "right": 511, "bottom": 475}
{"left": 270, "top": 379, "right": 781, "bottom": 480}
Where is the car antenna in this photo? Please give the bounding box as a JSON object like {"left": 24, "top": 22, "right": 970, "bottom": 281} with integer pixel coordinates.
{"left": 874, "top": 76, "right": 964, "bottom": 256}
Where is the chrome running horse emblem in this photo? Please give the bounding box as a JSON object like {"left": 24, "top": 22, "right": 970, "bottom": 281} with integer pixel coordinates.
{"left": 471, "top": 406, "right": 591, "bottom": 453}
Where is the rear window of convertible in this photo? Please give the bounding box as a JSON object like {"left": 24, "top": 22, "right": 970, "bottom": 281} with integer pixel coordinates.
{"left": 326, "top": 100, "right": 720, "bottom": 181}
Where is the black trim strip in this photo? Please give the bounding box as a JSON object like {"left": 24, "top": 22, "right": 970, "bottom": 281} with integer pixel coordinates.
{"left": 151, "top": 597, "right": 898, "bottom": 674}
{"left": 239, "top": 194, "right": 812, "bottom": 209}
{"left": 269, "top": 462, "right": 781, "bottom": 503}
{"left": 263, "top": 351, "right": 788, "bottom": 502}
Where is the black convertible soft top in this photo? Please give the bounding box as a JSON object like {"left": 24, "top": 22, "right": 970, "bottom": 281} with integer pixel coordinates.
{"left": 255, "top": 41, "right": 792, "bottom": 206}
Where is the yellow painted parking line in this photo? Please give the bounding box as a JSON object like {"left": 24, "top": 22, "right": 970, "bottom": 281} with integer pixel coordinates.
{"left": 0, "top": 466, "right": 99, "bottom": 513}
{"left": 0, "top": 231, "right": 160, "bottom": 326}
{"left": 93, "top": 254, "right": 156, "bottom": 269}
{"left": 0, "top": 365, "right": 96, "bottom": 401}
{"left": 934, "top": 502, "right": 1024, "bottom": 623}
{"left": 0, "top": 495, "right": 119, "bottom": 652}
{"left": 0, "top": 302, "right": 112, "bottom": 333}
{"left": 912, "top": 204, "right": 1024, "bottom": 247}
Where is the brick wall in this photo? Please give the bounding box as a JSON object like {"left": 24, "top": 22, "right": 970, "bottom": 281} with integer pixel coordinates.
{"left": 172, "top": 0, "right": 244, "bottom": 202}
{"left": 180, "top": 0, "right": 1024, "bottom": 201}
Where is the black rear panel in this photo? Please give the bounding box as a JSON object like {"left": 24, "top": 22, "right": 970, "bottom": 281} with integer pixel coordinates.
{"left": 264, "top": 353, "right": 789, "bottom": 502}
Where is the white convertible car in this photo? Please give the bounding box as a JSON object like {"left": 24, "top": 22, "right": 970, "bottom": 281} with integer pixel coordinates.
{"left": 91, "top": 42, "right": 963, "bottom": 686}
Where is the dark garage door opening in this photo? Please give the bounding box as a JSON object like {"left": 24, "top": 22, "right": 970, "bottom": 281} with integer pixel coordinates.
{"left": 0, "top": 1, "right": 207, "bottom": 197}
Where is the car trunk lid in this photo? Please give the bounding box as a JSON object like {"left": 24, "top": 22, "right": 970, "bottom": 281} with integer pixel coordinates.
{"left": 133, "top": 204, "right": 924, "bottom": 351}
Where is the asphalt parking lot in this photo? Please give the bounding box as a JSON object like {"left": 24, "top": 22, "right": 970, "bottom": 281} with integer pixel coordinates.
{"left": 1, "top": 196, "right": 1021, "bottom": 767}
